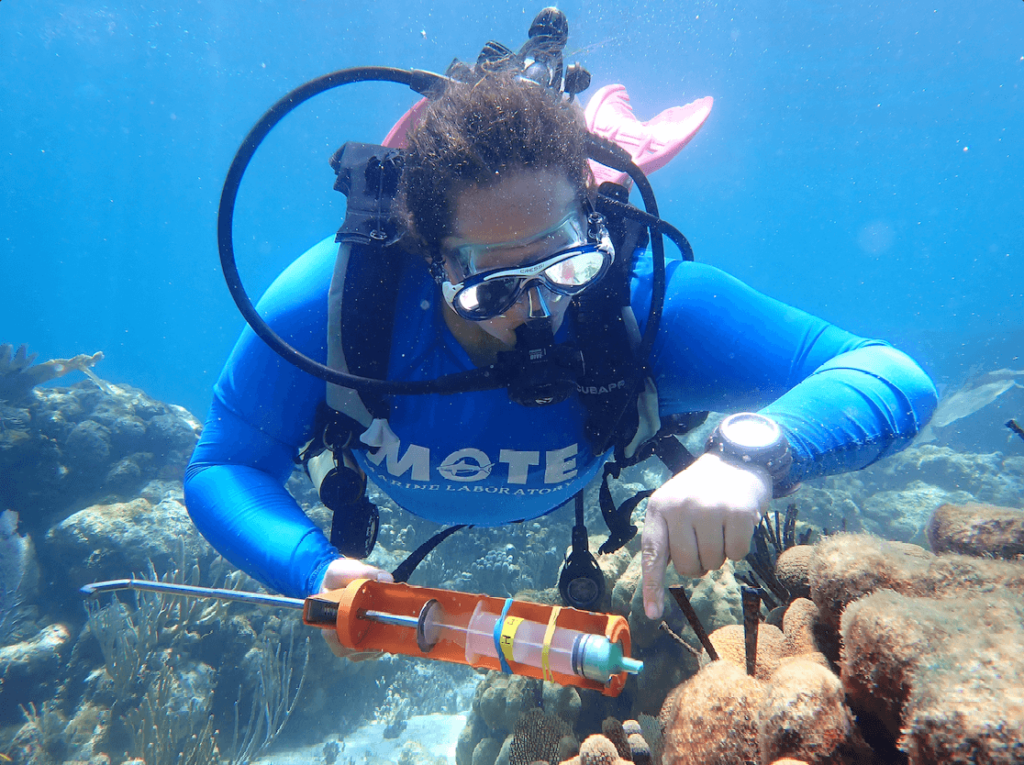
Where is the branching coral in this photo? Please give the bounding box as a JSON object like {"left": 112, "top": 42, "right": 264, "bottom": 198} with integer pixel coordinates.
{"left": 84, "top": 547, "right": 308, "bottom": 765}
{"left": 0, "top": 343, "right": 104, "bottom": 402}
{"left": 125, "top": 663, "right": 219, "bottom": 765}
{"left": 225, "top": 626, "right": 310, "bottom": 765}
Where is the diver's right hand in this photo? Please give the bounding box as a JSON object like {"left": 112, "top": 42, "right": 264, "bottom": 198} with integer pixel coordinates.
{"left": 318, "top": 557, "right": 394, "bottom": 662}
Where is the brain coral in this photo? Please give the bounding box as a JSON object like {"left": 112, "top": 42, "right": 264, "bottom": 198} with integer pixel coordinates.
{"left": 701, "top": 622, "right": 786, "bottom": 681}
{"left": 660, "top": 659, "right": 766, "bottom": 765}
{"left": 757, "top": 657, "right": 854, "bottom": 765}
{"left": 774, "top": 544, "right": 813, "bottom": 600}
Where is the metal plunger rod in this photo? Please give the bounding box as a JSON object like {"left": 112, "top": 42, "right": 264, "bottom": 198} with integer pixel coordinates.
{"left": 80, "top": 579, "right": 305, "bottom": 611}
{"left": 361, "top": 609, "right": 419, "bottom": 629}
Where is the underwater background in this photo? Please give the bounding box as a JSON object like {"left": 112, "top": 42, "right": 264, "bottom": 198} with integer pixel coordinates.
{"left": 3, "top": 0, "right": 1022, "bottom": 417}
{"left": 2, "top": 2, "right": 1024, "bottom": 765}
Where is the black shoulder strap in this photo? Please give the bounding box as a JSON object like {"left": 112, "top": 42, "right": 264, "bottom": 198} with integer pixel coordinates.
{"left": 572, "top": 183, "right": 650, "bottom": 456}
{"left": 329, "top": 142, "right": 407, "bottom": 420}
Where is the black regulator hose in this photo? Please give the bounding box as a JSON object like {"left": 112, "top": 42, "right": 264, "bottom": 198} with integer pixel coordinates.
{"left": 216, "top": 67, "right": 505, "bottom": 395}
{"left": 583, "top": 136, "right": 667, "bottom": 370}
{"left": 216, "top": 66, "right": 676, "bottom": 397}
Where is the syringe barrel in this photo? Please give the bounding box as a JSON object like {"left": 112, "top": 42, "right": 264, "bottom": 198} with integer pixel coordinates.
{"left": 465, "top": 605, "right": 582, "bottom": 678}
{"left": 463, "top": 606, "right": 639, "bottom": 684}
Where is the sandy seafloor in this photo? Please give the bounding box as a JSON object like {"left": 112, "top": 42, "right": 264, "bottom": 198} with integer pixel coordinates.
{"left": 252, "top": 713, "right": 467, "bottom": 765}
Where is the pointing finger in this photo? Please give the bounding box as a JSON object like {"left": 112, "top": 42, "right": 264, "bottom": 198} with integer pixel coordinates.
{"left": 641, "top": 509, "right": 669, "bottom": 620}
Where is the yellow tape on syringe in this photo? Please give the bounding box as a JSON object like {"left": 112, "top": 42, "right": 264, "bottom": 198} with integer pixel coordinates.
{"left": 499, "top": 615, "right": 525, "bottom": 668}
{"left": 541, "top": 605, "right": 562, "bottom": 682}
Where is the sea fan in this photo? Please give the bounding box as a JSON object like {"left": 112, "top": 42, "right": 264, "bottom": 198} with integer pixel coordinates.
{"left": 0, "top": 509, "right": 31, "bottom": 643}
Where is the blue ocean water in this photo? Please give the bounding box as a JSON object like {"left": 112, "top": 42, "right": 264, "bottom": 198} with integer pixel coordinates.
{"left": 2, "top": 0, "right": 1022, "bottom": 419}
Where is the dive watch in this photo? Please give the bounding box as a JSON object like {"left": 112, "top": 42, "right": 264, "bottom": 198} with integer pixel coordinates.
{"left": 705, "top": 413, "right": 796, "bottom": 497}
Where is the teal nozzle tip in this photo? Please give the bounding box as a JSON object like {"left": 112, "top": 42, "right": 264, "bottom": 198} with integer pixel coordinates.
{"left": 581, "top": 637, "right": 645, "bottom": 682}
{"left": 619, "top": 656, "right": 644, "bottom": 675}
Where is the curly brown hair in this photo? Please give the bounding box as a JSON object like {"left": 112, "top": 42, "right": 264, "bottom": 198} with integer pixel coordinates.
{"left": 395, "top": 74, "right": 593, "bottom": 254}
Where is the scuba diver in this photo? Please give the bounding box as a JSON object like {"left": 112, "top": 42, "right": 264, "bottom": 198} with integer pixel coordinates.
{"left": 185, "top": 10, "right": 937, "bottom": 661}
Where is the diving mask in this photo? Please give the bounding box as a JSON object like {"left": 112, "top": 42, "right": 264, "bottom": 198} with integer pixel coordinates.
{"left": 438, "top": 212, "right": 615, "bottom": 321}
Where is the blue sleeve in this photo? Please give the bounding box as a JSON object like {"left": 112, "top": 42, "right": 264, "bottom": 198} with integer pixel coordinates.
{"left": 632, "top": 255, "right": 938, "bottom": 483}
{"left": 184, "top": 237, "right": 339, "bottom": 598}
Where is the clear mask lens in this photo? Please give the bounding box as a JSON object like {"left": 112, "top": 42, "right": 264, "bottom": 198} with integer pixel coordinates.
{"left": 440, "top": 211, "right": 615, "bottom": 321}
{"left": 447, "top": 245, "right": 611, "bottom": 320}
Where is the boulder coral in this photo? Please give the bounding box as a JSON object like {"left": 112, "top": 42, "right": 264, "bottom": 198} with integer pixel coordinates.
{"left": 841, "top": 583, "right": 1024, "bottom": 762}
{"left": 659, "top": 593, "right": 865, "bottom": 764}
{"left": 798, "top": 531, "right": 1024, "bottom": 763}
{"left": 808, "top": 533, "right": 1024, "bottom": 636}
{"left": 773, "top": 544, "right": 812, "bottom": 600}
{"left": 780, "top": 598, "right": 826, "bottom": 660}
{"left": 699, "top": 622, "right": 786, "bottom": 682}
{"left": 559, "top": 733, "right": 630, "bottom": 765}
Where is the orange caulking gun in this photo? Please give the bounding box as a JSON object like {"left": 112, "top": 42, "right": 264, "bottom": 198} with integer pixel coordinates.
{"left": 81, "top": 578, "right": 643, "bottom": 696}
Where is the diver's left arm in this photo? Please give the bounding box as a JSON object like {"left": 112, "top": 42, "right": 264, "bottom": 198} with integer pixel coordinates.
{"left": 635, "top": 260, "right": 938, "bottom": 617}
{"left": 639, "top": 261, "right": 938, "bottom": 472}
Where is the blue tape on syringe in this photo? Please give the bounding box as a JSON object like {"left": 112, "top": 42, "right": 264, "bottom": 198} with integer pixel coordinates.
{"left": 493, "top": 598, "right": 514, "bottom": 674}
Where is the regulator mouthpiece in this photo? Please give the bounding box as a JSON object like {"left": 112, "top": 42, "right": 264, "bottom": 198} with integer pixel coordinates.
{"left": 499, "top": 319, "right": 583, "bottom": 407}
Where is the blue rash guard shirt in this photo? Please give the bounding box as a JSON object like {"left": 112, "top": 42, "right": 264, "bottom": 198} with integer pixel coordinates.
{"left": 185, "top": 236, "right": 938, "bottom": 598}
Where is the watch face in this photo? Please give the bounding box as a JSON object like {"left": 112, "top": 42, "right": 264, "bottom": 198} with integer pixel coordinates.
{"left": 721, "top": 413, "right": 782, "bottom": 449}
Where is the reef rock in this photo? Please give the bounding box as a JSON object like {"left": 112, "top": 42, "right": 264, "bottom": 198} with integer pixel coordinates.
{"left": 875, "top": 445, "right": 1024, "bottom": 509}
{"left": 927, "top": 501, "right": 1024, "bottom": 559}
{"left": 0, "top": 381, "right": 201, "bottom": 526}
{"left": 46, "top": 491, "right": 216, "bottom": 589}
{"left": 859, "top": 481, "right": 973, "bottom": 542}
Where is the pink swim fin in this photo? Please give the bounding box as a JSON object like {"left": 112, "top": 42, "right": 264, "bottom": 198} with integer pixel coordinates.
{"left": 381, "top": 85, "right": 712, "bottom": 184}
{"left": 585, "top": 84, "right": 713, "bottom": 187}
